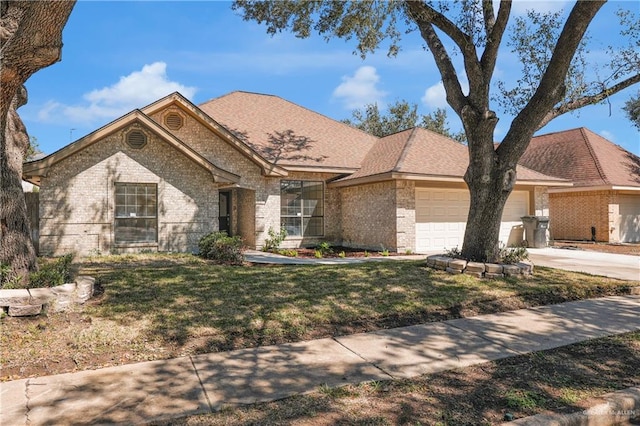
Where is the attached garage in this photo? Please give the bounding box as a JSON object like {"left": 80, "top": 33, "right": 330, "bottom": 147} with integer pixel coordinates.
{"left": 618, "top": 195, "right": 640, "bottom": 243}
{"left": 415, "top": 188, "right": 529, "bottom": 252}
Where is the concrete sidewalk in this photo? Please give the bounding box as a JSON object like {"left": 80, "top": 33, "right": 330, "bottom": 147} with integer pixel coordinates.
{"left": 2, "top": 295, "right": 639, "bottom": 425}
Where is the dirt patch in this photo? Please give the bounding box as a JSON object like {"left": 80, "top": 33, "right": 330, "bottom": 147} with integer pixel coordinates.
{"left": 552, "top": 241, "right": 640, "bottom": 256}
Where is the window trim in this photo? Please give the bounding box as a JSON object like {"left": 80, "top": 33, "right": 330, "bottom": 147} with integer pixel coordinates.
{"left": 280, "top": 179, "right": 325, "bottom": 238}
{"left": 114, "top": 182, "right": 158, "bottom": 244}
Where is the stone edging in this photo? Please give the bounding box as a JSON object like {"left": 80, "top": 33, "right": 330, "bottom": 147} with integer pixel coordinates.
{"left": 426, "top": 255, "right": 533, "bottom": 278}
{"left": 0, "top": 276, "right": 95, "bottom": 317}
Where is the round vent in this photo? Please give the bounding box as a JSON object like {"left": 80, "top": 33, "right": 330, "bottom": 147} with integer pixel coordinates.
{"left": 126, "top": 130, "right": 147, "bottom": 149}
{"left": 164, "top": 113, "right": 183, "bottom": 130}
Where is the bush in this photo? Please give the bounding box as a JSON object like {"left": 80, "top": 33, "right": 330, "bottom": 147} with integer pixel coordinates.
{"left": 29, "top": 253, "right": 74, "bottom": 289}
{"left": 198, "top": 232, "right": 244, "bottom": 265}
{"left": 316, "top": 242, "right": 333, "bottom": 256}
{"left": 499, "top": 245, "right": 529, "bottom": 264}
{"left": 263, "top": 226, "right": 287, "bottom": 252}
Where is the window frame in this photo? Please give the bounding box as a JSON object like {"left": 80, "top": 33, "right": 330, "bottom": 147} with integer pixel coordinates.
{"left": 280, "top": 180, "right": 324, "bottom": 238}
{"left": 114, "top": 182, "right": 158, "bottom": 244}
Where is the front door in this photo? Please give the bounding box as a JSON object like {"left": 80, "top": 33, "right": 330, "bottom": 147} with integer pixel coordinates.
{"left": 219, "top": 191, "right": 231, "bottom": 235}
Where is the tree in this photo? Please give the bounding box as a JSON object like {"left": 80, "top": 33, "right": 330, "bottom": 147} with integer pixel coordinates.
{"left": 1, "top": 1, "right": 75, "bottom": 285}
{"left": 623, "top": 92, "right": 640, "bottom": 129}
{"left": 343, "top": 99, "right": 466, "bottom": 142}
{"left": 233, "top": 0, "right": 640, "bottom": 262}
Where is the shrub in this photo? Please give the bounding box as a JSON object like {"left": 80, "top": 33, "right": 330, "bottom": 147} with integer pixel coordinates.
{"left": 444, "top": 246, "right": 464, "bottom": 259}
{"left": 316, "top": 242, "right": 333, "bottom": 256}
{"left": 338, "top": 251, "right": 346, "bottom": 258}
{"left": 278, "top": 249, "right": 298, "bottom": 257}
{"left": 198, "top": 232, "right": 244, "bottom": 265}
{"left": 499, "top": 244, "right": 529, "bottom": 264}
{"left": 263, "top": 226, "right": 287, "bottom": 252}
{"left": 29, "top": 253, "right": 75, "bottom": 289}
{"left": 314, "top": 250, "right": 323, "bottom": 259}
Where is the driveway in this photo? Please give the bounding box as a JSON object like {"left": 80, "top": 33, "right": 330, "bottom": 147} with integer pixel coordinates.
{"left": 527, "top": 247, "right": 640, "bottom": 281}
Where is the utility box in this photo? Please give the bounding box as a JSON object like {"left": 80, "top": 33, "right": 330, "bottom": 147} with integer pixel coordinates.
{"left": 521, "top": 216, "right": 549, "bottom": 248}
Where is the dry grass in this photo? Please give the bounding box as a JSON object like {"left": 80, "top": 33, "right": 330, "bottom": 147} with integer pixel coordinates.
{"left": 1, "top": 252, "right": 637, "bottom": 382}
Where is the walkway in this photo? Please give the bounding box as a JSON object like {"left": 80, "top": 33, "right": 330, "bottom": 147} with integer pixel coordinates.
{"left": 2, "top": 295, "right": 639, "bottom": 425}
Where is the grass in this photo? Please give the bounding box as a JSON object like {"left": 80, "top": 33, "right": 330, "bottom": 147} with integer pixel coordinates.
{"left": 1, "top": 252, "right": 637, "bottom": 382}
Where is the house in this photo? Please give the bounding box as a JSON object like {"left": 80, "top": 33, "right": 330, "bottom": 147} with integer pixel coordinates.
{"left": 22, "top": 91, "right": 567, "bottom": 256}
{"left": 520, "top": 128, "right": 640, "bottom": 243}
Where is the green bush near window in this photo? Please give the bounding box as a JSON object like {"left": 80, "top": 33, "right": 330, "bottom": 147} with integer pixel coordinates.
{"left": 198, "top": 232, "right": 244, "bottom": 265}
{"left": 263, "top": 226, "right": 287, "bottom": 252}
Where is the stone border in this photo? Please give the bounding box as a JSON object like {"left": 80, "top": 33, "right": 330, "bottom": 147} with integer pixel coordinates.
{"left": 0, "top": 276, "right": 95, "bottom": 317}
{"left": 426, "top": 255, "right": 533, "bottom": 278}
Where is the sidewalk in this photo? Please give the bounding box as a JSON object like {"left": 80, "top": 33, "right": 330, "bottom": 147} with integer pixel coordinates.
{"left": 2, "top": 295, "right": 639, "bottom": 425}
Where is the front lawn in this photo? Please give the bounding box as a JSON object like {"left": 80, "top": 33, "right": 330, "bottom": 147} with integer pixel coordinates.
{"left": 1, "top": 253, "right": 637, "bottom": 381}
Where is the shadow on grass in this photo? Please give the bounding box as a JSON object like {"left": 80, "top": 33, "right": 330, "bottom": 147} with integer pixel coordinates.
{"left": 80, "top": 257, "right": 636, "bottom": 355}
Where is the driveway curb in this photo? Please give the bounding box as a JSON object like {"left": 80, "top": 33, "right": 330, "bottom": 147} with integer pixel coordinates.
{"left": 503, "top": 386, "right": 640, "bottom": 425}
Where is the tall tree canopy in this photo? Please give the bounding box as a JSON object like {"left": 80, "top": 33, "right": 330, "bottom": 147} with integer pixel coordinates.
{"left": 234, "top": 0, "right": 640, "bottom": 262}
{"left": 343, "top": 100, "right": 467, "bottom": 142}
{"left": 1, "top": 0, "right": 75, "bottom": 284}
{"left": 624, "top": 92, "right": 640, "bottom": 129}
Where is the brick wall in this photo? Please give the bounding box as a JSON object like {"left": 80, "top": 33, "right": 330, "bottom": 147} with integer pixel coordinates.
{"left": 39, "top": 123, "right": 217, "bottom": 256}
{"left": 549, "top": 190, "right": 611, "bottom": 242}
{"left": 340, "top": 181, "right": 398, "bottom": 251}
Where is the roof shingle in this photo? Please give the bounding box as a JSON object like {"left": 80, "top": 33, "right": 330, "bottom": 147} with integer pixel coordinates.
{"left": 199, "top": 91, "right": 379, "bottom": 169}
{"left": 520, "top": 127, "right": 640, "bottom": 187}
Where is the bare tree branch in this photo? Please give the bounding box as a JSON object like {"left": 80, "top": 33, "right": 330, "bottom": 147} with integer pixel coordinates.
{"left": 480, "top": 1, "right": 511, "bottom": 82}
{"left": 537, "top": 72, "right": 640, "bottom": 129}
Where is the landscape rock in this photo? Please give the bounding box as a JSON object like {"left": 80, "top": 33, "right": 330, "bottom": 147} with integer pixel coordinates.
{"left": 465, "top": 262, "right": 486, "bottom": 273}
{"left": 516, "top": 261, "right": 534, "bottom": 275}
{"left": 448, "top": 259, "right": 468, "bottom": 271}
{"left": 75, "top": 276, "right": 95, "bottom": 303}
{"left": 485, "top": 263, "right": 503, "bottom": 274}
{"left": 0, "top": 289, "right": 30, "bottom": 306}
{"left": 9, "top": 304, "right": 43, "bottom": 317}
{"left": 502, "top": 265, "right": 521, "bottom": 276}
{"left": 29, "top": 288, "right": 55, "bottom": 304}
{"left": 485, "top": 273, "right": 505, "bottom": 279}
{"left": 464, "top": 271, "right": 484, "bottom": 278}
{"left": 446, "top": 267, "right": 463, "bottom": 275}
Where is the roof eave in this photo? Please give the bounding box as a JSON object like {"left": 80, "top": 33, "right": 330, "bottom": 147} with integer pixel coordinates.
{"left": 549, "top": 184, "right": 640, "bottom": 193}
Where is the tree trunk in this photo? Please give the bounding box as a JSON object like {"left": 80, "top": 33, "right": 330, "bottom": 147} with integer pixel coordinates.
{"left": 0, "top": 0, "right": 76, "bottom": 285}
{"left": 0, "top": 87, "right": 35, "bottom": 283}
{"left": 460, "top": 112, "right": 516, "bottom": 263}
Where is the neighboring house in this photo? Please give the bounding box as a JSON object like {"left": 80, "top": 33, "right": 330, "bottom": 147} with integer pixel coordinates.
{"left": 23, "top": 91, "right": 566, "bottom": 256}
{"left": 520, "top": 127, "right": 640, "bottom": 243}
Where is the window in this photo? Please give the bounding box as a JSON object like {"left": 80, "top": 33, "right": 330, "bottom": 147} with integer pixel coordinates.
{"left": 280, "top": 180, "right": 324, "bottom": 237}
{"left": 114, "top": 183, "right": 157, "bottom": 243}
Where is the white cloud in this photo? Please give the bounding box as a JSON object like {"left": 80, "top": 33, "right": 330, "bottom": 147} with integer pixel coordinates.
{"left": 599, "top": 130, "right": 615, "bottom": 142}
{"left": 37, "top": 62, "right": 196, "bottom": 125}
{"left": 332, "top": 66, "right": 387, "bottom": 110}
{"left": 421, "top": 79, "right": 469, "bottom": 110}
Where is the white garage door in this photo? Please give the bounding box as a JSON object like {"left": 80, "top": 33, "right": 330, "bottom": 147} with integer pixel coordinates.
{"left": 619, "top": 195, "right": 640, "bottom": 243}
{"left": 415, "top": 188, "right": 529, "bottom": 252}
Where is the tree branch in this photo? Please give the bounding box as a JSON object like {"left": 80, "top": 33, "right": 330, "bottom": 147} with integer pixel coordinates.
{"left": 480, "top": 1, "right": 511, "bottom": 82}
{"left": 537, "top": 72, "right": 640, "bottom": 130}
{"left": 404, "top": 1, "right": 467, "bottom": 113}
{"left": 481, "top": 0, "right": 495, "bottom": 35}
{"left": 500, "top": 0, "right": 605, "bottom": 163}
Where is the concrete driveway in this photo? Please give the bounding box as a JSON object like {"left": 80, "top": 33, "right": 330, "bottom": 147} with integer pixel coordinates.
{"left": 527, "top": 247, "right": 640, "bottom": 281}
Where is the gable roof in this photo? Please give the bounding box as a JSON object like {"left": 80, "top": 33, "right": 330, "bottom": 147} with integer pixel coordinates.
{"left": 140, "top": 92, "right": 287, "bottom": 177}
{"left": 520, "top": 127, "right": 640, "bottom": 188}
{"left": 23, "top": 110, "right": 240, "bottom": 185}
{"left": 333, "top": 127, "right": 568, "bottom": 187}
{"left": 198, "top": 91, "right": 379, "bottom": 171}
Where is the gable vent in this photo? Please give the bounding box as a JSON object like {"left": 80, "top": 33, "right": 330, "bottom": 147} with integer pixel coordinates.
{"left": 165, "top": 113, "right": 183, "bottom": 130}
{"left": 126, "top": 130, "right": 147, "bottom": 149}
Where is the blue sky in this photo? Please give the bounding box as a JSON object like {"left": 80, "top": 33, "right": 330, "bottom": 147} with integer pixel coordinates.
{"left": 21, "top": 1, "right": 640, "bottom": 156}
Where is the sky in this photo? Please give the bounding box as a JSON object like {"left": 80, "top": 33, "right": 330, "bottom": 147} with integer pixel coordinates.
{"left": 21, "top": 0, "right": 640, "bottom": 157}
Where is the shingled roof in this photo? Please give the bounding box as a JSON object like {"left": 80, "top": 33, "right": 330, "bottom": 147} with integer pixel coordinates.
{"left": 335, "top": 127, "right": 567, "bottom": 186}
{"left": 199, "top": 91, "right": 379, "bottom": 170}
{"left": 520, "top": 127, "right": 640, "bottom": 188}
